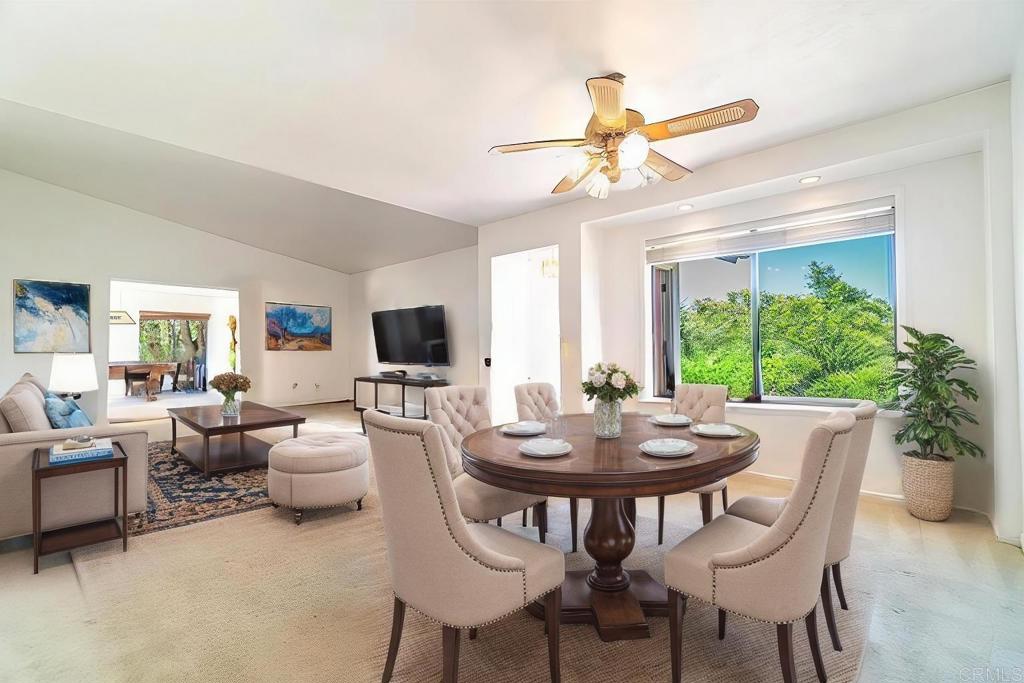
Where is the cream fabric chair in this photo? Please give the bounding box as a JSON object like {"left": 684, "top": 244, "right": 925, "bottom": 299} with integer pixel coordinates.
{"left": 656, "top": 383, "right": 730, "bottom": 544}
{"left": 513, "top": 382, "right": 581, "bottom": 552}
{"left": 726, "top": 399, "right": 877, "bottom": 652}
{"left": 664, "top": 411, "right": 855, "bottom": 683}
{"left": 365, "top": 410, "right": 565, "bottom": 683}
{"left": 514, "top": 382, "right": 560, "bottom": 421}
{"left": 426, "top": 386, "right": 548, "bottom": 539}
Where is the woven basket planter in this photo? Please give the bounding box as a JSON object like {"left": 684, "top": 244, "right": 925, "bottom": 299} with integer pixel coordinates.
{"left": 902, "top": 455, "right": 954, "bottom": 521}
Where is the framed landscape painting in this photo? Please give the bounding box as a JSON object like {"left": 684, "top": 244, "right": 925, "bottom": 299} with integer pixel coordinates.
{"left": 13, "top": 279, "right": 91, "bottom": 353}
{"left": 265, "top": 302, "right": 331, "bottom": 351}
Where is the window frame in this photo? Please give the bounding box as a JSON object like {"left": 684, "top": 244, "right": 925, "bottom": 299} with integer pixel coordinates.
{"left": 654, "top": 232, "right": 898, "bottom": 406}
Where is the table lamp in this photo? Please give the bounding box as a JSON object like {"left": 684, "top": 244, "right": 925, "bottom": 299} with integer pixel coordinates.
{"left": 49, "top": 353, "right": 99, "bottom": 399}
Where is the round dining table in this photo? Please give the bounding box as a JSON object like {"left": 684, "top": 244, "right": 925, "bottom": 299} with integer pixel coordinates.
{"left": 461, "top": 412, "right": 759, "bottom": 642}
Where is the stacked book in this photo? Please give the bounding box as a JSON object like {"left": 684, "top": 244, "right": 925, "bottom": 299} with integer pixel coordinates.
{"left": 49, "top": 437, "right": 114, "bottom": 465}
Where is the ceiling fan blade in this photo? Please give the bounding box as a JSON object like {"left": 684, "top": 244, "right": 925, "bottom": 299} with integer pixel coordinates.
{"left": 644, "top": 150, "right": 692, "bottom": 181}
{"left": 551, "top": 157, "right": 602, "bottom": 194}
{"left": 586, "top": 73, "right": 627, "bottom": 129}
{"left": 639, "top": 99, "right": 759, "bottom": 141}
{"left": 489, "top": 138, "right": 587, "bottom": 154}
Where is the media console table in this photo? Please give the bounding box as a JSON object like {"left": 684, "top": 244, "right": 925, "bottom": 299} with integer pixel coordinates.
{"left": 352, "top": 374, "right": 449, "bottom": 433}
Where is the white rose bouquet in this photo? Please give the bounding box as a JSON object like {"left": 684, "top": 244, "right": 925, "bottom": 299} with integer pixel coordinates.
{"left": 582, "top": 362, "right": 640, "bottom": 403}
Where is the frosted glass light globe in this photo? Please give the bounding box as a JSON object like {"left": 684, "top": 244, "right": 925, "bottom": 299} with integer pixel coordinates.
{"left": 618, "top": 132, "right": 650, "bottom": 170}
{"left": 586, "top": 171, "right": 610, "bottom": 199}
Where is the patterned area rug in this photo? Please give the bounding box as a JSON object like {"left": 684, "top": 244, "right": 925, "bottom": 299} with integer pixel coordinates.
{"left": 135, "top": 440, "right": 271, "bottom": 535}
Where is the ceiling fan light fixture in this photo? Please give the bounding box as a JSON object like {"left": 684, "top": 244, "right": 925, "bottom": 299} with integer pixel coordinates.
{"left": 638, "top": 165, "right": 661, "bottom": 187}
{"left": 586, "top": 171, "right": 611, "bottom": 199}
{"left": 618, "top": 132, "right": 650, "bottom": 170}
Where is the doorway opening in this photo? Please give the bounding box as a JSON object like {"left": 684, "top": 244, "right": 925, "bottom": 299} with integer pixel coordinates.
{"left": 108, "top": 280, "right": 240, "bottom": 422}
{"left": 490, "top": 245, "right": 561, "bottom": 424}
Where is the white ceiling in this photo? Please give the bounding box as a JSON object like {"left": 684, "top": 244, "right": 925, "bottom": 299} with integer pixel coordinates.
{"left": 0, "top": 99, "right": 476, "bottom": 274}
{"left": 1, "top": 1, "right": 1022, "bottom": 243}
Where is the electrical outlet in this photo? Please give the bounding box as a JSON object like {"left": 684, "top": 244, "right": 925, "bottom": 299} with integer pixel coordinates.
{"left": 314, "top": 383, "right": 320, "bottom": 391}
{"left": 292, "top": 382, "right": 298, "bottom": 389}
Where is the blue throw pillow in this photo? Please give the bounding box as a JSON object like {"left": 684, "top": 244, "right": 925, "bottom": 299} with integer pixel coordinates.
{"left": 43, "top": 395, "right": 93, "bottom": 429}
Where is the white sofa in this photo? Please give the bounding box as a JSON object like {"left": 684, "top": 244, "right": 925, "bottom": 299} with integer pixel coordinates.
{"left": 0, "top": 374, "right": 149, "bottom": 540}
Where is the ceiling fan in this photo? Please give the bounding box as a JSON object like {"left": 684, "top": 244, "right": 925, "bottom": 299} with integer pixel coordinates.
{"left": 489, "top": 73, "right": 759, "bottom": 199}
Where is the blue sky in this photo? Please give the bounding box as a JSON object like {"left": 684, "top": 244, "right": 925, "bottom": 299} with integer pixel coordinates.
{"left": 758, "top": 235, "right": 895, "bottom": 303}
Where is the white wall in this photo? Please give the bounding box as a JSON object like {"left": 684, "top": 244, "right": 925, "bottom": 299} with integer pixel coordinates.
{"left": 108, "top": 281, "right": 239, "bottom": 380}
{"left": 478, "top": 84, "right": 1019, "bottom": 542}
{"left": 0, "top": 169, "right": 352, "bottom": 420}
{"left": 1012, "top": 45, "right": 1024, "bottom": 547}
{"left": 348, "top": 246, "right": 478, "bottom": 412}
{"left": 601, "top": 154, "right": 992, "bottom": 513}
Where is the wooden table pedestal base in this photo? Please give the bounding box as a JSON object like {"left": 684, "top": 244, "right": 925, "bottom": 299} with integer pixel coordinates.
{"left": 526, "top": 568, "right": 668, "bottom": 641}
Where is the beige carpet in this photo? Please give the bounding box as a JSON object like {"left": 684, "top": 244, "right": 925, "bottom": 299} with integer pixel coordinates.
{"left": 71, "top": 483, "right": 870, "bottom": 682}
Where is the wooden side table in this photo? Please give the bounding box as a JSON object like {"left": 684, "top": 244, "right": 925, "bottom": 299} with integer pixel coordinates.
{"left": 32, "top": 441, "right": 128, "bottom": 574}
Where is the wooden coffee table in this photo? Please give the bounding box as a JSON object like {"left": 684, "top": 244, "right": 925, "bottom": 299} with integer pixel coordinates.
{"left": 168, "top": 402, "right": 306, "bottom": 478}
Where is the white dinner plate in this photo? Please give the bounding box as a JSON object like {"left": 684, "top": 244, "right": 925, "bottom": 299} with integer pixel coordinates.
{"left": 691, "top": 423, "right": 743, "bottom": 438}
{"left": 639, "top": 438, "right": 697, "bottom": 458}
{"left": 500, "top": 421, "right": 547, "bottom": 437}
{"left": 519, "top": 438, "right": 572, "bottom": 458}
{"left": 649, "top": 413, "right": 693, "bottom": 427}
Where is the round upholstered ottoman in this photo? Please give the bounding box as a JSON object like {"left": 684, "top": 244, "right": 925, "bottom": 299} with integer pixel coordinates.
{"left": 268, "top": 433, "right": 369, "bottom": 524}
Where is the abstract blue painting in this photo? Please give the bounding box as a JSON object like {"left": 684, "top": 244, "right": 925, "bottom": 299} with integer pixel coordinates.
{"left": 14, "top": 279, "right": 91, "bottom": 353}
{"left": 265, "top": 302, "right": 331, "bottom": 351}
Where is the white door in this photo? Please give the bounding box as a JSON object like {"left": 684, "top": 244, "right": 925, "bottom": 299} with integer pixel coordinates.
{"left": 489, "top": 245, "right": 561, "bottom": 424}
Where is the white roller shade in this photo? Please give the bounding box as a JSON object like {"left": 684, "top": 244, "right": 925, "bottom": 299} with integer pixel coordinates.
{"left": 646, "top": 197, "right": 895, "bottom": 264}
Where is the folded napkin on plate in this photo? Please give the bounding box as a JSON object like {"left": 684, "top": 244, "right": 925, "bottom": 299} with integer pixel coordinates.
{"left": 696, "top": 423, "right": 740, "bottom": 435}
{"left": 506, "top": 420, "right": 545, "bottom": 431}
{"left": 521, "top": 438, "right": 570, "bottom": 454}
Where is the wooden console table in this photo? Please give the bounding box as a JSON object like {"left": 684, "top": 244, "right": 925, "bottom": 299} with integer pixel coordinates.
{"left": 352, "top": 375, "right": 449, "bottom": 433}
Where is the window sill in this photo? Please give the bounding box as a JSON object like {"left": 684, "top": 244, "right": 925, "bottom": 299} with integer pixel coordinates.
{"left": 636, "top": 398, "right": 904, "bottom": 419}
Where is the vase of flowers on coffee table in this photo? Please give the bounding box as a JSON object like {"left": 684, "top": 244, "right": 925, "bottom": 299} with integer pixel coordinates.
{"left": 210, "top": 372, "right": 252, "bottom": 417}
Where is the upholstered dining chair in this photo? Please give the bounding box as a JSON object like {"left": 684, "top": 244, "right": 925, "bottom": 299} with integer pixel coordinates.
{"left": 725, "top": 399, "right": 877, "bottom": 652}
{"left": 426, "top": 386, "right": 549, "bottom": 541}
{"left": 365, "top": 410, "right": 565, "bottom": 683}
{"left": 657, "top": 383, "right": 730, "bottom": 544}
{"left": 514, "top": 382, "right": 581, "bottom": 552}
{"left": 664, "top": 410, "right": 855, "bottom": 683}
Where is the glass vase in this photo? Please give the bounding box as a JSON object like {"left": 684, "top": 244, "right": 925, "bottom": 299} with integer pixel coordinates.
{"left": 594, "top": 398, "right": 622, "bottom": 439}
{"left": 221, "top": 392, "right": 240, "bottom": 417}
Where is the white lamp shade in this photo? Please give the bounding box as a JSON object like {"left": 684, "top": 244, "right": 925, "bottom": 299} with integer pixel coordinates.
{"left": 49, "top": 353, "right": 99, "bottom": 394}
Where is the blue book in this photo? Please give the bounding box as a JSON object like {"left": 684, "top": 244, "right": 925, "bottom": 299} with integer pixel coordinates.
{"left": 49, "top": 438, "right": 115, "bottom": 465}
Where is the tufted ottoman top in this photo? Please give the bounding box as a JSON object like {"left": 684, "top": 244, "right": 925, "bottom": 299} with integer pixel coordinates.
{"left": 269, "top": 433, "right": 369, "bottom": 474}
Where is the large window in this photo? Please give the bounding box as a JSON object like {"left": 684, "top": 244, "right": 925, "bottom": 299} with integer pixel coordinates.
{"left": 651, "top": 200, "right": 897, "bottom": 404}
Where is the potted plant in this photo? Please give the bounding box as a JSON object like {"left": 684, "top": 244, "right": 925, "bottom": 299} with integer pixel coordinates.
{"left": 582, "top": 363, "right": 640, "bottom": 439}
{"left": 210, "top": 372, "right": 252, "bottom": 417}
{"left": 887, "top": 326, "right": 983, "bottom": 521}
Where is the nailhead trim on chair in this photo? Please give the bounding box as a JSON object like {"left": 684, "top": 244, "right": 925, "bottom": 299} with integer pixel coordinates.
{"left": 665, "top": 425, "right": 852, "bottom": 626}
{"left": 395, "top": 585, "right": 560, "bottom": 630}
{"left": 366, "top": 421, "right": 530, "bottom": 621}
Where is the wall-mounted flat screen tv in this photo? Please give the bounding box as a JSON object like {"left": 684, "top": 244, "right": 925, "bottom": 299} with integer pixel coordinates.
{"left": 371, "top": 305, "right": 450, "bottom": 366}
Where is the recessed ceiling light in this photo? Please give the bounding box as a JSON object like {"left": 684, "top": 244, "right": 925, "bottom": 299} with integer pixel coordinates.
{"left": 677, "top": 203, "right": 694, "bottom": 211}
{"left": 799, "top": 175, "right": 821, "bottom": 185}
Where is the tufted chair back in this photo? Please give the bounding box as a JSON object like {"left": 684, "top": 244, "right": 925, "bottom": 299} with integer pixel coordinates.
{"left": 710, "top": 410, "right": 854, "bottom": 623}
{"left": 825, "top": 400, "right": 877, "bottom": 565}
{"left": 514, "top": 382, "right": 560, "bottom": 421}
{"left": 425, "top": 385, "right": 492, "bottom": 477}
{"left": 364, "top": 410, "right": 529, "bottom": 627}
{"left": 672, "top": 383, "right": 728, "bottom": 422}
